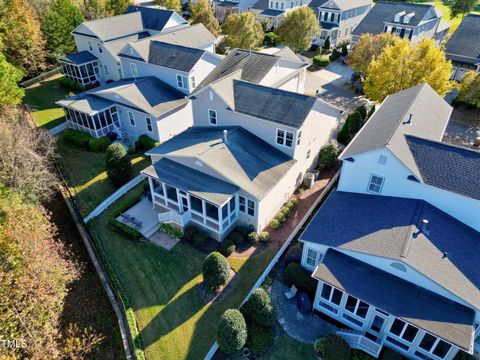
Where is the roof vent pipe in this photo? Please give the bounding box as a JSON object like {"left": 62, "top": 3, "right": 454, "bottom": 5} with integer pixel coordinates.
{"left": 403, "top": 113, "right": 413, "bottom": 125}
{"left": 442, "top": 252, "right": 448, "bottom": 259}
{"left": 223, "top": 129, "right": 228, "bottom": 144}
{"left": 421, "top": 219, "right": 430, "bottom": 236}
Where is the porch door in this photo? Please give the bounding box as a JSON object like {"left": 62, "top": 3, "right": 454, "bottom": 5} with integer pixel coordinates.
{"left": 366, "top": 309, "right": 388, "bottom": 342}
{"left": 179, "top": 192, "right": 189, "bottom": 213}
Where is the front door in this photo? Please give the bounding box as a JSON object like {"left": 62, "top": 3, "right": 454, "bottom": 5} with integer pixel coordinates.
{"left": 366, "top": 310, "right": 388, "bottom": 342}
{"left": 179, "top": 193, "right": 189, "bottom": 213}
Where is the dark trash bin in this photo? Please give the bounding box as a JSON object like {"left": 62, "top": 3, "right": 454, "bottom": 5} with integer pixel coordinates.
{"left": 297, "top": 291, "right": 311, "bottom": 314}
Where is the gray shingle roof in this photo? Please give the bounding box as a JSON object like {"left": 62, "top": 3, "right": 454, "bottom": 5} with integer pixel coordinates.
{"left": 445, "top": 14, "right": 480, "bottom": 65}
{"left": 124, "top": 5, "right": 181, "bottom": 31}
{"left": 313, "top": 248, "right": 475, "bottom": 351}
{"left": 406, "top": 135, "right": 480, "bottom": 200}
{"left": 341, "top": 83, "right": 453, "bottom": 180}
{"left": 142, "top": 158, "right": 239, "bottom": 206}
{"left": 352, "top": 1, "right": 435, "bottom": 36}
{"left": 147, "top": 127, "right": 296, "bottom": 199}
{"left": 300, "top": 191, "right": 480, "bottom": 310}
{"left": 260, "top": 9, "right": 284, "bottom": 16}
{"left": 319, "top": 0, "right": 372, "bottom": 11}
{"left": 72, "top": 12, "right": 145, "bottom": 40}
{"left": 252, "top": 0, "right": 268, "bottom": 11}
{"left": 58, "top": 77, "right": 188, "bottom": 117}
{"left": 233, "top": 80, "right": 317, "bottom": 128}
{"left": 59, "top": 50, "right": 98, "bottom": 65}
{"left": 56, "top": 94, "right": 113, "bottom": 115}
{"left": 147, "top": 41, "right": 206, "bottom": 72}
{"left": 196, "top": 49, "right": 280, "bottom": 88}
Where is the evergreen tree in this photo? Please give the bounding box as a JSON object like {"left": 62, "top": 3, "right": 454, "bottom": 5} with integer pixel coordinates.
{"left": 82, "top": 0, "right": 108, "bottom": 20}
{"left": 0, "top": 52, "right": 24, "bottom": 107}
{"left": 276, "top": 7, "right": 320, "bottom": 52}
{"left": 451, "top": 0, "right": 476, "bottom": 18}
{"left": 105, "top": 0, "right": 131, "bottom": 15}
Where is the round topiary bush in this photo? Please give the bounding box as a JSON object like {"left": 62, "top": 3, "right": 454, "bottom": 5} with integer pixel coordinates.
{"left": 281, "top": 206, "right": 290, "bottom": 217}
{"left": 202, "top": 251, "right": 231, "bottom": 291}
{"left": 220, "top": 238, "right": 235, "bottom": 257}
{"left": 314, "top": 334, "right": 350, "bottom": 360}
{"left": 318, "top": 140, "right": 340, "bottom": 169}
{"left": 313, "top": 55, "right": 330, "bottom": 67}
{"left": 269, "top": 219, "right": 280, "bottom": 229}
{"left": 105, "top": 143, "right": 133, "bottom": 186}
{"left": 275, "top": 212, "right": 286, "bottom": 223}
{"left": 229, "top": 231, "right": 245, "bottom": 246}
{"left": 258, "top": 231, "right": 270, "bottom": 242}
{"left": 291, "top": 198, "right": 299, "bottom": 207}
{"left": 193, "top": 230, "right": 208, "bottom": 248}
{"left": 248, "top": 232, "right": 258, "bottom": 243}
{"left": 217, "top": 309, "right": 248, "bottom": 354}
{"left": 240, "top": 288, "right": 275, "bottom": 328}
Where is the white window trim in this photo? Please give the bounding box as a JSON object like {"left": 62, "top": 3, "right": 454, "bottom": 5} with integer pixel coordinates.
{"left": 88, "top": 41, "right": 93, "bottom": 51}
{"left": 128, "top": 111, "right": 135, "bottom": 127}
{"left": 190, "top": 75, "right": 196, "bottom": 89}
{"left": 305, "top": 247, "right": 323, "bottom": 268}
{"left": 145, "top": 116, "right": 153, "bottom": 132}
{"left": 239, "top": 195, "right": 255, "bottom": 217}
{"left": 276, "top": 128, "right": 294, "bottom": 148}
{"left": 176, "top": 74, "right": 188, "bottom": 90}
{"left": 98, "top": 43, "right": 103, "bottom": 53}
{"left": 130, "top": 63, "right": 137, "bottom": 78}
{"left": 208, "top": 109, "right": 217, "bottom": 126}
{"left": 103, "top": 64, "right": 109, "bottom": 76}
{"left": 367, "top": 174, "right": 384, "bottom": 194}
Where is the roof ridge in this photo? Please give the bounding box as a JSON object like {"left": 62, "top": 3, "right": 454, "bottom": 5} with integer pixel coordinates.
{"left": 406, "top": 134, "right": 480, "bottom": 155}
{"left": 233, "top": 78, "right": 317, "bottom": 100}
{"left": 400, "top": 200, "right": 424, "bottom": 258}
{"left": 150, "top": 40, "right": 206, "bottom": 53}
{"left": 82, "top": 11, "right": 138, "bottom": 25}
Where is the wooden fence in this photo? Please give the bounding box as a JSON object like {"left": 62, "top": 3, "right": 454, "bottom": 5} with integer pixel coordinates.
{"left": 21, "top": 67, "right": 61, "bottom": 88}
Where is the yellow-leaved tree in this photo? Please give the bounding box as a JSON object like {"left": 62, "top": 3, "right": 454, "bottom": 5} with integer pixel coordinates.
{"left": 364, "top": 38, "right": 454, "bottom": 102}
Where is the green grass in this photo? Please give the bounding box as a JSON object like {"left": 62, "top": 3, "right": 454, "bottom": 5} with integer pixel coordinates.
{"left": 57, "top": 139, "right": 150, "bottom": 216}
{"left": 92, "top": 186, "right": 278, "bottom": 360}
{"left": 24, "top": 74, "right": 71, "bottom": 129}
{"left": 260, "top": 329, "right": 317, "bottom": 360}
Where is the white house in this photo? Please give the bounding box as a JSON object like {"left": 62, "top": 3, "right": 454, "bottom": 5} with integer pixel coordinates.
{"left": 299, "top": 83, "right": 480, "bottom": 360}
{"left": 59, "top": 5, "right": 189, "bottom": 85}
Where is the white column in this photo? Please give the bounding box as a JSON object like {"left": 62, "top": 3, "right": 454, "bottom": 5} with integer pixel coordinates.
{"left": 162, "top": 182, "right": 167, "bottom": 207}
{"left": 148, "top": 176, "right": 155, "bottom": 209}
{"left": 202, "top": 200, "right": 207, "bottom": 224}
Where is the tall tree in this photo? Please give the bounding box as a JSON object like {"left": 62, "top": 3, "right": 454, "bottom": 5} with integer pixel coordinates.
{"left": 0, "top": 52, "right": 24, "bottom": 107}
{"left": 347, "top": 33, "right": 398, "bottom": 77}
{"left": 223, "top": 12, "right": 264, "bottom": 50}
{"left": 364, "top": 38, "right": 454, "bottom": 102}
{"left": 458, "top": 71, "right": 480, "bottom": 108}
{"left": 154, "top": 0, "right": 181, "bottom": 12}
{"left": 41, "top": 0, "right": 84, "bottom": 59}
{"left": 105, "top": 0, "right": 130, "bottom": 15}
{"left": 82, "top": 0, "right": 108, "bottom": 20}
{"left": 0, "top": 0, "right": 47, "bottom": 77}
{"left": 276, "top": 7, "right": 320, "bottom": 52}
{"left": 190, "top": 0, "right": 220, "bottom": 37}
{"left": 450, "top": 0, "right": 476, "bottom": 18}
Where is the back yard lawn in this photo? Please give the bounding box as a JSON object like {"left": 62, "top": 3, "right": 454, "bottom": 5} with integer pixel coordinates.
{"left": 57, "top": 138, "right": 150, "bottom": 216}
{"left": 260, "top": 329, "right": 316, "bottom": 360}
{"left": 24, "top": 74, "right": 71, "bottom": 129}
{"left": 91, "top": 186, "right": 278, "bottom": 360}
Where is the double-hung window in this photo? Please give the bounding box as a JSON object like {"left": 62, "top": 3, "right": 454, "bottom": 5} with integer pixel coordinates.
{"left": 297, "top": 130, "right": 302, "bottom": 145}
{"left": 145, "top": 117, "right": 152, "bottom": 132}
{"left": 176, "top": 74, "right": 188, "bottom": 90}
{"left": 247, "top": 199, "right": 255, "bottom": 216}
{"left": 128, "top": 111, "right": 135, "bottom": 126}
{"left": 239, "top": 196, "right": 246, "bottom": 213}
{"left": 239, "top": 196, "right": 255, "bottom": 217}
{"left": 208, "top": 109, "right": 217, "bottom": 125}
{"left": 344, "top": 295, "right": 369, "bottom": 319}
{"left": 305, "top": 248, "right": 322, "bottom": 267}
{"left": 418, "top": 333, "right": 452, "bottom": 359}
{"left": 191, "top": 76, "right": 196, "bottom": 89}
{"left": 276, "top": 129, "right": 294, "bottom": 148}
{"left": 320, "top": 283, "right": 343, "bottom": 306}
{"left": 367, "top": 174, "right": 384, "bottom": 194}
{"left": 389, "top": 319, "right": 419, "bottom": 343}
{"left": 130, "top": 63, "right": 137, "bottom": 78}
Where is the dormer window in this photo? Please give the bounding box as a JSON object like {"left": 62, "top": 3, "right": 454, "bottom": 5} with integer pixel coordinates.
{"left": 281, "top": 2, "right": 284, "bottom": 9}
{"left": 270, "top": 1, "right": 273, "bottom": 7}
{"left": 275, "top": 2, "right": 278, "bottom": 9}
{"left": 403, "top": 12, "right": 415, "bottom": 24}
{"left": 88, "top": 41, "right": 93, "bottom": 51}
{"left": 394, "top": 11, "right": 406, "bottom": 23}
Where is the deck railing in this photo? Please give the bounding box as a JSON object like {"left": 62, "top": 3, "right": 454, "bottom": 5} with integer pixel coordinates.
{"left": 337, "top": 329, "right": 383, "bottom": 358}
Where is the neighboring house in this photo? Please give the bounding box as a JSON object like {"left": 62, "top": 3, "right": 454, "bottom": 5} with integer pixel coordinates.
{"left": 298, "top": 83, "right": 480, "bottom": 360}
{"left": 59, "top": 5, "right": 189, "bottom": 85}
{"left": 351, "top": 1, "right": 450, "bottom": 45}
{"left": 309, "top": 0, "right": 372, "bottom": 46}
{"left": 214, "top": 1, "right": 243, "bottom": 23}
{"left": 138, "top": 49, "right": 341, "bottom": 241}
{"left": 56, "top": 77, "right": 192, "bottom": 142}
{"left": 118, "top": 29, "right": 222, "bottom": 95}
{"left": 445, "top": 14, "right": 480, "bottom": 81}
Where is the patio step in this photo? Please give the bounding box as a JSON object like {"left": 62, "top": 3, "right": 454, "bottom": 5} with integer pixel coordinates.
{"left": 144, "top": 223, "right": 160, "bottom": 238}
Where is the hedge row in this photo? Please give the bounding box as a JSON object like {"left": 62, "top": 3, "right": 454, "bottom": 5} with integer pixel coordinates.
{"left": 110, "top": 219, "right": 143, "bottom": 241}
{"left": 61, "top": 129, "right": 112, "bottom": 152}
{"left": 269, "top": 197, "right": 299, "bottom": 229}
{"left": 182, "top": 225, "right": 210, "bottom": 249}
{"left": 112, "top": 195, "right": 142, "bottom": 218}
{"left": 135, "top": 135, "right": 157, "bottom": 151}
{"left": 337, "top": 105, "right": 368, "bottom": 146}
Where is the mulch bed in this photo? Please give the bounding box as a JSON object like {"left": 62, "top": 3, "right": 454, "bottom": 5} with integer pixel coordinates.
{"left": 197, "top": 268, "right": 238, "bottom": 305}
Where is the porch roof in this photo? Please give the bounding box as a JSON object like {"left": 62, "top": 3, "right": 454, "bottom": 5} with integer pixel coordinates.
{"left": 216, "top": 1, "right": 240, "bottom": 7}
{"left": 56, "top": 94, "right": 113, "bottom": 115}
{"left": 313, "top": 249, "right": 476, "bottom": 351}
{"left": 319, "top": 21, "right": 339, "bottom": 30}
{"left": 59, "top": 51, "right": 98, "bottom": 65}
{"left": 260, "top": 8, "right": 284, "bottom": 16}
{"left": 142, "top": 158, "right": 239, "bottom": 206}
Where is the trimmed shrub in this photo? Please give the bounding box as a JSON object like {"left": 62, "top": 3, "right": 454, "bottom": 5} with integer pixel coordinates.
{"left": 220, "top": 238, "right": 235, "bottom": 257}
{"left": 318, "top": 140, "right": 340, "bottom": 169}
{"left": 217, "top": 309, "right": 247, "bottom": 354}
{"left": 136, "top": 134, "right": 157, "bottom": 151}
{"left": 284, "top": 245, "right": 302, "bottom": 266}
{"left": 105, "top": 143, "right": 133, "bottom": 186}
{"left": 284, "top": 262, "right": 317, "bottom": 299}
{"left": 127, "top": 146, "right": 136, "bottom": 155}
{"left": 367, "top": 105, "right": 376, "bottom": 119}
{"left": 194, "top": 230, "right": 209, "bottom": 248}
{"left": 59, "top": 77, "right": 86, "bottom": 92}
{"left": 337, "top": 110, "right": 363, "bottom": 146}
{"left": 314, "top": 334, "right": 350, "bottom": 360}
{"left": 258, "top": 231, "right": 270, "bottom": 242}
{"left": 112, "top": 195, "right": 142, "bottom": 218}
{"left": 355, "top": 105, "right": 368, "bottom": 122}
{"left": 275, "top": 212, "right": 286, "bottom": 223}
{"left": 313, "top": 55, "right": 330, "bottom": 68}
{"left": 323, "top": 36, "right": 331, "bottom": 51}
{"left": 240, "top": 288, "right": 275, "bottom": 327}
{"left": 247, "top": 322, "right": 273, "bottom": 354}
{"left": 110, "top": 219, "right": 143, "bottom": 241}
{"left": 341, "top": 44, "right": 348, "bottom": 57}
{"left": 329, "top": 48, "right": 341, "bottom": 62}
{"left": 88, "top": 136, "right": 112, "bottom": 152}
{"left": 62, "top": 128, "right": 92, "bottom": 149}
{"left": 269, "top": 219, "right": 280, "bottom": 229}
{"left": 229, "top": 231, "right": 245, "bottom": 246}
{"left": 248, "top": 232, "right": 258, "bottom": 243}
{"left": 350, "top": 349, "right": 375, "bottom": 360}
{"left": 182, "top": 225, "right": 198, "bottom": 244}
{"left": 264, "top": 31, "right": 277, "bottom": 46}
{"left": 160, "top": 223, "right": 183, "bottom": 239}
{"left": 281, "top": 206, "right": 290, "bottom": 217}
{"left": 203, "top": 252, "right": 230, "bottom": 291}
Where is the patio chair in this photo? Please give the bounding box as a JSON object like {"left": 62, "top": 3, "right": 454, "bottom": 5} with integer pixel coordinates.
{"left": 130, "top": 217, "right": 143, "bottom": 229}
{"left": 284, "top": 285, "right": 298, "bottom": 300}
{"left": 119, "top": 213, "right": 131, "bottom": 221}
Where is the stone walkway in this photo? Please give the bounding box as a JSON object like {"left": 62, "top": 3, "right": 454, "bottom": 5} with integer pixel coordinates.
{"left": 148, "top": 230, "right": 178, "bottom": 250}
{"left": 270, "top": 280, "right": 337, "bottom": 344}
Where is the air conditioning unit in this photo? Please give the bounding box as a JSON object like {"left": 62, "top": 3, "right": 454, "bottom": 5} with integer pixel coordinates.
{"left": 304, "top": 173, "right": 315, "bottom": 189}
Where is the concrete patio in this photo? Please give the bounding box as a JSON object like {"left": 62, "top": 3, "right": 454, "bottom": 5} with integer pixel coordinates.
{"left": 116, "top": 197, "right": 179, "bottom": 250}
{"left": 270, "top": 280, "right": 337, "bottom": 344}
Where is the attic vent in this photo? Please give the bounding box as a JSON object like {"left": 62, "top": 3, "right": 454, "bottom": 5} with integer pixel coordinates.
{"left": 195, "top": 160, "right": 203, "bottom": 167}
{"left": 403, "top": 12, "right": 415, "bottom": 24}
{"left": 394, "top": 11, "right": 406, "bottom": 22}
{"left": 378, "top": 155, "right": 387, "bottom": 165}
{"left": 390, "top": 262, "right": 407, "bottom": 272}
